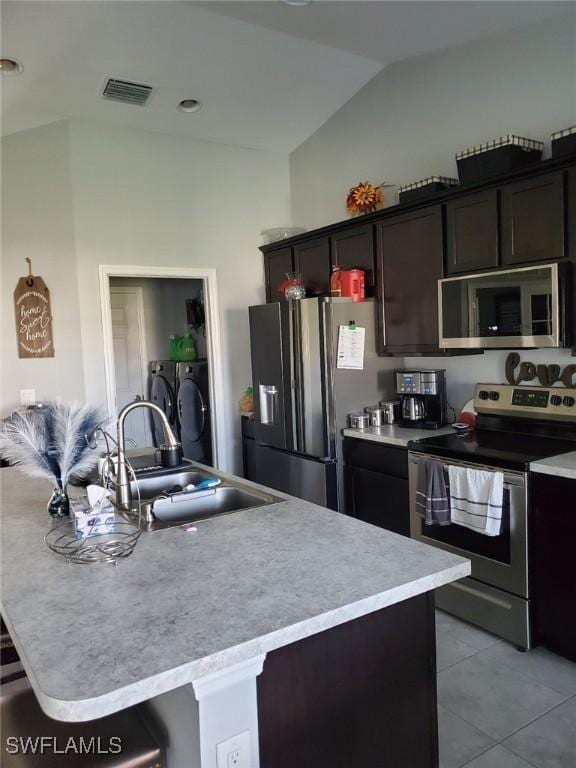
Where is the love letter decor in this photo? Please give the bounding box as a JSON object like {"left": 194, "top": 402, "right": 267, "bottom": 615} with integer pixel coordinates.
{"left": 505, "top": 352, "right": 576, "bottom": 388}
{"left": 13, "top": 259, "right": 54, "bottom": 358}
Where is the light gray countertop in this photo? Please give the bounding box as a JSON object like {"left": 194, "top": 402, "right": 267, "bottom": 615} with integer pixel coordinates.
{"left": 0, "top": 467, "right": 469, "bottom": 722}
{"left": 530, "top": 451, "right": 576, "bottom": 481}
{"left": 343, "top": 424, "right": 454, "bottom": 448}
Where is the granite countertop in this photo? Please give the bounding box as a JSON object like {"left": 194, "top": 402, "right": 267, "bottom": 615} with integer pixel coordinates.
{"left": 530, "top": 451, "right": 576, "bottom": 481}
{"left": 0, "top": 467, "right": 469, "bottom": 722}
{"left": 343, "top": 424, "right": 455, "bottom": 448}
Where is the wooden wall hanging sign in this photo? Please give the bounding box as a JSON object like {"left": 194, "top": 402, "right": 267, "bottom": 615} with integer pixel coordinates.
{"left": 13, "top": 259, "right": 55, "bottom": 358}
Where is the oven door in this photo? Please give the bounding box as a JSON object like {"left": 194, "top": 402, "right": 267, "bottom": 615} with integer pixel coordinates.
{"left": 438, "top": 263, "right": 561, "bottom": 349}
{"left": 408, "top": 453, "right": 528, "bottom": 598}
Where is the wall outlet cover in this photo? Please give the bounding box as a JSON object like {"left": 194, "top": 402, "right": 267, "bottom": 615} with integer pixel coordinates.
{"left": 216, "top": 730, "right": 251, "bottom": 768}
{"left": 20, "top": 389, "right": 36, "bottom": 406}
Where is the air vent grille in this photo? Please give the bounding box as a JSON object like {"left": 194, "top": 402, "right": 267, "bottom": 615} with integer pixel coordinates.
{"left": 101, "top": 78, "right": 153, "bottom": 106}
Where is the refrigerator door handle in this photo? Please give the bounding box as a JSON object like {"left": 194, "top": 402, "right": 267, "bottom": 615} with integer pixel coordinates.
{"left": 319, "top": 299, "right": 334, "bottom": 459}
{"left": 292, "top": 301, "right": 306, "bottom": 452}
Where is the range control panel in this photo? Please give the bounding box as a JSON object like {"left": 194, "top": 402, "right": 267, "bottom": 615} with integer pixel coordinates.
{"left": 474, "top": 384, "right": 576, "bottom": 420}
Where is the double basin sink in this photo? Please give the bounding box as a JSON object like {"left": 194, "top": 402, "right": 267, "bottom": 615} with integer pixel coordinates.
{"left": 118, "top": 460, "right": 283, "bottom": 532}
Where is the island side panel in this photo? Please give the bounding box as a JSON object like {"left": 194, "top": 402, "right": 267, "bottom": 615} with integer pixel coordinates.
{"left": 257, "top": 592, "right": 438, "bottom": 768}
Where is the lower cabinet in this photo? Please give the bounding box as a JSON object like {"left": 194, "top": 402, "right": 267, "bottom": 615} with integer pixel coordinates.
{"left": 531, "top": 472, "right": 576, "bottom": 662}
{"left": 344, "top": 438, "right": 410, "bottom": 537}
{"left": 241, "top": 416, "right": 256, "bottom": 482}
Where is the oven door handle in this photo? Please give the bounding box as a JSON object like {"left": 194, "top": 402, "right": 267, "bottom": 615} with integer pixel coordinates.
{"left": 407, "top": 452, "right": 526, "bottom": 488}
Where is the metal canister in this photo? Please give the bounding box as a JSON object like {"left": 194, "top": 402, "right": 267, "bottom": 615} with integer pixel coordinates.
{"left": 379, "top": 400, "right": 401, "bottom": 424}
{"left": 348, "top": 412, "right": 370, "bottom": 430}
{"left": 364, "top": 405, "right": 386, "bottom": 427}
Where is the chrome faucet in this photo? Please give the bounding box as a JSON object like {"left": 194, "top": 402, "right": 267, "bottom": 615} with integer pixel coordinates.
{"left": 115, "top": 400, "right": 181, "bottom": 510}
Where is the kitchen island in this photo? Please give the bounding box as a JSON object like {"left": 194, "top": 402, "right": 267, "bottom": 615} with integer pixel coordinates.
{"left": 0, "top": 467, "right": 469, "bottom": 767}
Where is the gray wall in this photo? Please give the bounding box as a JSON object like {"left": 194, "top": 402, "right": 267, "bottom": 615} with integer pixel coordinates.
{"left": 290, "top": 13, "right": 576, "bottom": 229}
{"left": 290, "top": 13, "right": 576, "bottom": 407}
{"left": 1, "top": 121, "right": 86, "bottom": 409}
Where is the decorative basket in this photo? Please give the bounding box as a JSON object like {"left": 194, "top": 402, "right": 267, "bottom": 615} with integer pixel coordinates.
{"left": 456, "top": 135, "right": 543, "bottom": 184}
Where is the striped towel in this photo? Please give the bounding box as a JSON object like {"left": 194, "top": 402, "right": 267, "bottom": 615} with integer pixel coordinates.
{"left": 416, "top": 460, "right": 451, "bottom": 526}
{"left": 448, "top": 466, "right": 504, "bottom": 537}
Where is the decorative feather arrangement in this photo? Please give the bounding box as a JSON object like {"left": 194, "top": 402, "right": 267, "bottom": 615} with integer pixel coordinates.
{"left": 0, "top": 402, "right": 107, "bottom": 488}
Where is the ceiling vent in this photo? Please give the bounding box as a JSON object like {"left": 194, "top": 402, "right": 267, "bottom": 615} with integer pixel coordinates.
{"left": 101, "top": 78, "right": 153, "bottom": 106}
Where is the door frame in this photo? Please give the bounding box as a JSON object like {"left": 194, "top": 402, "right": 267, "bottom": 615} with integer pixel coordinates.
{"left": 99, "top": 265, "right": 225, "bottom": 470}
{"left": 109, "top": 285, "right": 151, "bottom": 445}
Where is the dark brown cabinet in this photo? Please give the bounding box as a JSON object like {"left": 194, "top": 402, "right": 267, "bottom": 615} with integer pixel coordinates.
{"left": 531, "top": 473, "right": 576, "bottom": 662}
{"left": 446, "top": 190, "right": 499, "bottom": 274}
{"left": 264, "top": 246, "right": 293, "bottom": 303}
{"left": 568, "top": 166, "right": 576, "bottom": 265}
{"left": 344, "top": 438, "right": 410, "bottom": 536}
{"left": 331, "top": 224, "right": 376, "bottom": 295}
{"left": 376, "top": 205, "right": 443, "bottom": 354}
{"left": 501, "top": 172, "right": 565, "bottom": 266}
{"left": 294, "top": 237, "right": 331, "bottom": 296}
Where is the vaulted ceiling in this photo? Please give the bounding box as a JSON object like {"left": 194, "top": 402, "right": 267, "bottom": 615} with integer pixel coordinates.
{"left": 2, "top": 1, "right": 569, "bottom": 152}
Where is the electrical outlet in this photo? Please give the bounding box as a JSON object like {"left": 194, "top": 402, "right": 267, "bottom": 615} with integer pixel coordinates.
{"left": 215, "top": 730, "right": 251, "bottom": 768}
{"left": 20, "top": 389, "right": 36, "bottom": 406}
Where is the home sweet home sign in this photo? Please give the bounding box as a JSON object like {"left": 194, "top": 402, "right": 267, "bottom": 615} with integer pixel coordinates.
{"left": 13, "top": 265, "right": 55, "bottom": 358}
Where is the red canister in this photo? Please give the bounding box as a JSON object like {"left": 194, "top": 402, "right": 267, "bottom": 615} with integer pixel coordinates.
{"left": 340, "top": 269, "right": 365, "bottom": 302}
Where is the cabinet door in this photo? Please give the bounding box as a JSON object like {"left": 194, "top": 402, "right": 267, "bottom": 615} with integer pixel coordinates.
{"left": 294, "top": 237, "right": 331, "bottom": 296}
{"left": 264, "top": 247, "right": 294, "bottom": 303}
{"left": 501, "top": 172, "right": 565, "bottom": 266}
{"left": 376, "top": 206, "right": 443, "bottom": 354}
{"left": 331, "top": 224, "right": 376, "bottom": 296}
{"left": 446, "top": 190, "right": 499, "bottom": 274}
{"left": 347, "top": 466, "right": 410, "bottom": 536}
{"left": 532, "top": 474, "right": 576, "bottom": 661}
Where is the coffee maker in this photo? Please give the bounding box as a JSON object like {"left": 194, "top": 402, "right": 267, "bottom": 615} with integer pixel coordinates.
{"left": 396, "top": 370, "right": 447, "bottom": 429}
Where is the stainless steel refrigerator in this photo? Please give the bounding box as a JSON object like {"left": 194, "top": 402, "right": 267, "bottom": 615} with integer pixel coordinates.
{"left": 249, "top": 298, "right": 395, "bottom": 511}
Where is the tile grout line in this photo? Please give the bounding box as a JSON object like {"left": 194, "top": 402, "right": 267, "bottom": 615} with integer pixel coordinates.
{"left": 472, "top": 645, "right": 576, "bottom": 698}
{"left": 436, "top": 643, "right": 484, "bottom": 674}
{"left": 499, "top": 692, "right": 576, "bottom": 768}
{"left": 458, "top": 692, "right": 576, "bottom": 768}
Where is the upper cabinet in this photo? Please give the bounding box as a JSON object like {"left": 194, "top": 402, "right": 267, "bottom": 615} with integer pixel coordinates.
{"left": 264, "top": 246, "right": 294, "bottom": 303}
{"left": 566, "top": 166, "right": 576, "bottom": 264}
{"left": 376, "top": 206, "right": 443, "bottom": 355}
{"left": 501, "top": 172, "right": 564, "bottom": 266}
{"left": 261, "top": 155, "right": 575, "bottom": 354}
{"left": 293, "top": 237, "right": 331, "bottom": 296}
{"left": 446, "top": 190, "right": 499, "bottom": 274}
{"left": 330, "top": 224, "right": 376, "bottom": 296}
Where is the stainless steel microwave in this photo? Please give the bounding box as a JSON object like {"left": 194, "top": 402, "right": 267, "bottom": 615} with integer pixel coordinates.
{"left": 438, "top": 263, "right": 565, "bottom": 349}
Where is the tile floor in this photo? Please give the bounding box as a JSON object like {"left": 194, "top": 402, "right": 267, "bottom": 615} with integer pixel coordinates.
{"left": 435, "top": 610, "right": 576, "bottom": 768}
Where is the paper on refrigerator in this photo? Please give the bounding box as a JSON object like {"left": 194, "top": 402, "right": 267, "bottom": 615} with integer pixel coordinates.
{"left": 337, "top": 325, "right": 365, "bottom": 370}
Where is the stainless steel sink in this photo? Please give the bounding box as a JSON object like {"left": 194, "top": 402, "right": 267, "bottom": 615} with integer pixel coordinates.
{"left": 115, "top": 463, "right": 283, "bottom": 532}
{"left": 128, "top": 468, "right": 217, "bottom": 502}
{"left": 139, "top": 485, "right": 281, "bottom": 531}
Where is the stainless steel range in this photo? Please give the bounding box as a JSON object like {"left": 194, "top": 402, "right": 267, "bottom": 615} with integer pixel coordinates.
{"left": 408, "top": 383, "right": 576, "bottom": 649}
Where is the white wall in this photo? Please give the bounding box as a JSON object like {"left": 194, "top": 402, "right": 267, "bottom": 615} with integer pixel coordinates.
{"left": 290, "top": 14, "right": 576, "bottom": 229}
{"left": 69, "top": 121, "right": 290, "bottom": 471}
{"left": 290, "top": 14, "right": 576, "bottom": 406}
{"left": 1, "top": 120, "right": 290, "bottom": 472}
{"left": 1, "top": 121, "right": 86, "bottom": 409}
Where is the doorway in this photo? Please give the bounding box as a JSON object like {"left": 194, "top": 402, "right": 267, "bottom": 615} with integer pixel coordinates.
{"left": 100, "top": 266, "right": 224, "bottom": 470}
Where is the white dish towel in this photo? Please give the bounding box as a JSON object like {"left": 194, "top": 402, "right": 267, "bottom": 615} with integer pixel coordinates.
{"left": 448, "top": 466, "right": 504, "bottom": 537}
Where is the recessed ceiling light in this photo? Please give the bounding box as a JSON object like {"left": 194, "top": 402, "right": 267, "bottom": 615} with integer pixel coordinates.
{"left": 282, "top": 0, "right": 313, "bottom": 6}
{"left": 178, "top": 99, "right": 202, "bottom": 113}
{"left": 0, "top": 58, "right": 23, "bottom": 76}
